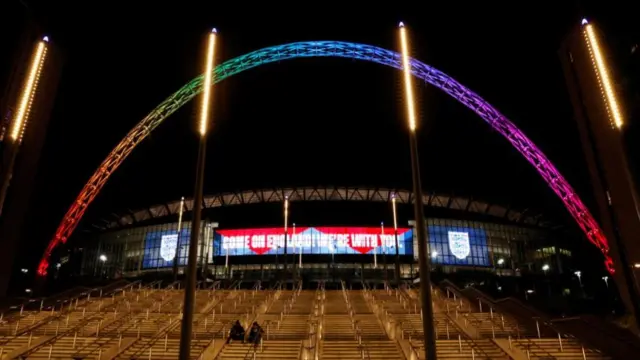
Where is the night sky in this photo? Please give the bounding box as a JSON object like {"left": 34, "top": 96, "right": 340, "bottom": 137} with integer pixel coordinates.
{"left": 2, "top": 1, "right": 639, "bottom": 271}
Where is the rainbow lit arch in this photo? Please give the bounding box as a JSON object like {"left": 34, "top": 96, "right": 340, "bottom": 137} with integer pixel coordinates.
{"left": 37, "top": 41, "right": 614, "bottom": 275}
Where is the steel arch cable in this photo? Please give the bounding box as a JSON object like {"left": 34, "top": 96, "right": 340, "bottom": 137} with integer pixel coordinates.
{"left": 37, "top": 41, "right": 614, "bottom": 275}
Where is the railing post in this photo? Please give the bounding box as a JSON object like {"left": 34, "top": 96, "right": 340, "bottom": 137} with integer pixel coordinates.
{"left": 508, "top": 335, "right": 512, "bottom": 349}
{"left": 535, "top": 320, "right": 541, "bottom": 339}
{"left": 558, "top": 333, "right": 563, "bottom": 352}
{"left": 458, "top": 334, "right": 462, "bottom": 352}
{"left": 582, "top": 346, "right": 587, "bottom": 359}
{"left": 478, "top": 299, "right": 482, "bottom": 312}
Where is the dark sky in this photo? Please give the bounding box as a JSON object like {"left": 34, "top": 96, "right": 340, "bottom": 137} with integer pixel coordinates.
{"left": 2, "top": 1, "right": 639, "bottom": 269}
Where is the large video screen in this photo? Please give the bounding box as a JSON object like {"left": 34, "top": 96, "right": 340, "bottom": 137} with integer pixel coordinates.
{"left": 214, "top": 226, "right": 413, "bottom": 256}
{"left": 142, "top": 229, "right": 194, "bottom": 269}
{"left": 426, "top": 225, "right": 490, "bottom": 266}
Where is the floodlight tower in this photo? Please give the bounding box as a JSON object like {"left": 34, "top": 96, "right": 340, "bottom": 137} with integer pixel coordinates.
{"left": 560, "top": 18, "right": 640, "bottom": 331}
{"left": 178, "top": 28, "right": 218, "bottom": 360}
{"left": 0, "top": 36, "right": 49, "bottom": 216}
{"left": 399, "top": 22, "right": 438, "bottom": 359}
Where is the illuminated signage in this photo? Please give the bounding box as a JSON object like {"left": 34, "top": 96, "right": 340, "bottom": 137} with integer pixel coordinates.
{"left": 160, "top": 234, "right": 179, "bottom": 262}
{"left": 448, "top": 231, "right": 471, "bottom": 259}
{"left": 424, "top": 225, "right": 490, "bottom": 266}
{"left": 214, "top": 226, "right": 413, "bottom": 256}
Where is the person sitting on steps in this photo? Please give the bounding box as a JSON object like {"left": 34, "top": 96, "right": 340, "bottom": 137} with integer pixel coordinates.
{"left": 247, "top": 321, "right": 264, "bottom": 347}
{"left": 227, "top": 320, "right": 245, "bottom": 343}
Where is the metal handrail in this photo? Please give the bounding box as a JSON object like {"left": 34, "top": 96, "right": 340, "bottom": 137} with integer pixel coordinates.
{"left": 253, "top": 280, "right": 262, "bottom": 291}
{"left": 376, "top": 285, "right": 495, "bottom": 359}
{"left": 127, "top": 288, "right": 232, "bottom": 359}
{"left": 0, "top": 280, "right": 142, "bottom": 346}
{"left": 14, "top": 313, "right": 104, "bottom": 358}
{"left": 0, "top": 280, "right": 138, "bottom": 330}
{"left": 441, "top": 284, "right": 556, "bottom": 359}
{"left": 74, "top": 285, "right": 185, "bottom": 358}
{"left": 194, "top": 319, "right": 234, "bottom": 359}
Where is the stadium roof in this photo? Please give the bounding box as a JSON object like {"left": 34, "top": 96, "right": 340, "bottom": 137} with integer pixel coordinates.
{"left": 93, "top": 186, "right": 556, "bottom": 231}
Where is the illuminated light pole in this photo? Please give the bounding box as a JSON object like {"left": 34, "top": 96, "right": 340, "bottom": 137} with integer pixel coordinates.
{"left": 295, "top": 223, "right": 302, "bottom": 270}
{"left": 582, "top": 19, "right": 640, "bottom": 330}
{"left": 392, "top": 193, "right": 401, "bottom": 284}
{"left": 574, "top": 270, "right": 583, "bottom": 287}
{"left": 272, "top": 243, "right": 281, "bottom": 277}
{"left": 399, "top": 22, "right": 437, "bottom": 360}
{"left": 582, "top": 19, "right": 622, "bottom": 130}
{"left": 374, "top": 222, "right": 379, "bottom": 269}
{"left": 179, "top": 28, "right": 217, "bottom": 360}
{"left": 225, "top": 237, "right": 229, "bottom": 271}
{"left": 0, "top": 36, "right": 49, "bottom": 216}
{"left": 173, "top": 196, "right": 185, "bottom": 281}
{"left": 283, "top": 195, "right": 289, "bottom": 279}
{"left": 381, "top": 222, "right": 386, "bottom": 278}
{"left": 202, "top": 222, "right": 218, "bottom": 279}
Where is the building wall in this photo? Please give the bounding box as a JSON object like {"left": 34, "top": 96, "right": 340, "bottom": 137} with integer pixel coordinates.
{"left": 81, "top": 217, "right": 566, "bottom": 277}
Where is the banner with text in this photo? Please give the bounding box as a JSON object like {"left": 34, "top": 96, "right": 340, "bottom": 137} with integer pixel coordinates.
{"left": 214, "top": 226, "right": 413, "bottom": 256}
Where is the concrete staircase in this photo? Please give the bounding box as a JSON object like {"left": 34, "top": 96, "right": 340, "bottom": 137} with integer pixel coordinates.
{"left": 216, "top": 285, "right": 305, "bottom": 360}
{"left": 319, "top": 285, "right": 404, "bottom": 360}
{"left": 438, "top": 284, "right": 612, "bottom": 360}
{"left": 0, "top": 280, "right": 617, "bottom": 360}
{"left": 368, "top": 286, "right": 509, "bottom": 359}
{"left": 215, "top": 340, "right": 301, "bottom": 359}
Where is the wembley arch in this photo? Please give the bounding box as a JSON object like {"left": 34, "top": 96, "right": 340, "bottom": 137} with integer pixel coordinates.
{"left": 37, "top": 41, "right": 615, "bottom": 275}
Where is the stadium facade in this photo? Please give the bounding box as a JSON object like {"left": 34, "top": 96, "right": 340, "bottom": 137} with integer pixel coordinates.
{"left": 74, "top": 187, "right": 576, "bottom": 281}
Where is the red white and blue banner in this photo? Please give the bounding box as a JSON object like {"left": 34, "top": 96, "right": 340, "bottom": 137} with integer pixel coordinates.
{"left": 214, "top": 226, "right": 413, "bottom": 256}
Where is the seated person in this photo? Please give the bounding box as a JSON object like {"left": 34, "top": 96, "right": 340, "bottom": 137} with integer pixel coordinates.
{"left": 247, "top": 322, "right": 264, "bottom": 346}
{"left": 227, "top": 320, "right": 245, "bottom": 343}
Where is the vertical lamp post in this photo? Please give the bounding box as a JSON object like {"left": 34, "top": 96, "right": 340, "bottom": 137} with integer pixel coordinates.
{"left": 582, "top": 19, "right": 640, "bottom": 331}
{"left": 225, "top": 235, "right": 230, "bottom": 276}
{"left": 381, "top": 221, "right": 386, "bottom": 280}
{"left": 374, "top": 222, "right": 379, "bottom": 269}
{"left": 399, "top": 22, "right": 437, "bottom": 360}
{"left": 173, "top": 196, "right": 186, "bottom": 281}
{"left": 0, "top": 36, "right": 49, "bottom": 216}
{"left": 283, "top": 195, "right": 289, "bottom": 279}
{"left": 295, "top": 223, "right": 302, "bottom": 271}
{"left": 179, "top": 28, "right": 217, "bottom": 360}
{"left": 202, "top": 222, "right": 218, "bottom": 279}
{"left": 392, "top": 193, "right": 401, "bottom": 284}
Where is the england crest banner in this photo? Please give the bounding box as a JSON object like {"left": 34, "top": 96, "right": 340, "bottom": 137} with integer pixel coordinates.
{"left": 160, "top": 234, "right": 178, "bottom": 262}
{"left": 447, "top": 231, "right": 471, "bottom": 259}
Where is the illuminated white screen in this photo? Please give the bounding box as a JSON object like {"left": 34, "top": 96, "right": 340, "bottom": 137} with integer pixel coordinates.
{"left": 160, "top": 234, "right": 178, "bottom": 261}
{"left": 447, "top": 231, "right": 471, "bottom": 259}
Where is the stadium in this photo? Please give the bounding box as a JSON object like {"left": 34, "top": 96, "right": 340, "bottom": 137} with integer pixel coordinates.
{"left": 0, "top": 12, "right": 632, "bottom": 359}
{"left": 73, "top": 186, "right": 574, "bottom": 284}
